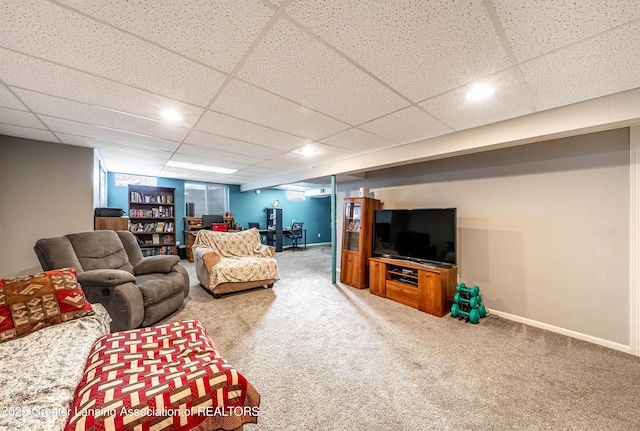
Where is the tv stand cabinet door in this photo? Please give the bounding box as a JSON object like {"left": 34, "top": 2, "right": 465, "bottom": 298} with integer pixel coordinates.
{"left": 418, "top": 270, "right": 443, "bottom": 316}
{"left": 369, "top": 259, "right": 386, "bottom": 297}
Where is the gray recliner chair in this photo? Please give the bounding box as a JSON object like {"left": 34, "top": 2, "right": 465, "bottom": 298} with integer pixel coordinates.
{"left": 34, "top": 230, "right": 189, "bottom": 332}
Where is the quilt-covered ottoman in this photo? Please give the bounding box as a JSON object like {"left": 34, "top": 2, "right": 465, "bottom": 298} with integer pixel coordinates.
{"left": 65, "top": 320, "right": 260, "bottom": 431}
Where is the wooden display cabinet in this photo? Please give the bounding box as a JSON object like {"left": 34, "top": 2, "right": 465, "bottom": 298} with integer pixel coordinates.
{"left": 369, "top": 257, "right": 457, "bottom": 317}
{"left": 340, "top": 197, "right": 380, "bottom": 289}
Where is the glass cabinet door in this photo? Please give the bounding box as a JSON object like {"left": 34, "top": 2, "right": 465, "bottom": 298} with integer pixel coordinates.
{"left": 343, "top": 201, "right": 362, "bottom": 252}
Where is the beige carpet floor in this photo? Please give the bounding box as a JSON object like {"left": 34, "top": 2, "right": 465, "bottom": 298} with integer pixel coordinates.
{"left": 163, "top": 245, "right": 640, "bottom": 430}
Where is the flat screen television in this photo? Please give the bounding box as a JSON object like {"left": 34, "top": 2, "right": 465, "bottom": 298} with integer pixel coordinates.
{"left": 373, "top": 208, "right": 457, "bottom": 266}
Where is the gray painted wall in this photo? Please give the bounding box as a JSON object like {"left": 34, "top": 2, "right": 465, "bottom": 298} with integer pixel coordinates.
{"left": 338, "top": 128, "right": 630, "bottom": 346}
{"left": 0, "top": 136, "right": 94, "bottom": 277}
{"left": 0, "top": 130, "right": 630, "bottom": 346}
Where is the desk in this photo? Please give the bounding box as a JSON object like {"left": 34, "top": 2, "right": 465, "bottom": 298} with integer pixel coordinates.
{"left": 184, "top": 230, "right": 198, "bottom": 262}
{"left": 258, "top": 229, "right": 306, "bottom": 252}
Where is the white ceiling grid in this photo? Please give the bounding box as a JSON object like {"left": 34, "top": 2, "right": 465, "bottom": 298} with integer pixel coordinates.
{"left": 0, "top": 0, "right": 638, "bottom": 187}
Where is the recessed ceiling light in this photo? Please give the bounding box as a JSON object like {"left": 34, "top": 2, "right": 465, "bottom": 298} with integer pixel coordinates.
{"left": 466, "top": 84, "right": 495, "bottom": 101}
{"left": 161, "top": 109, "right": 183, "bottom": 122}
{"left": 295, "top": 145, "right": 317, "bottom": 156}
{"left": 166, "top": 160, "right": 236, "bottom": 174}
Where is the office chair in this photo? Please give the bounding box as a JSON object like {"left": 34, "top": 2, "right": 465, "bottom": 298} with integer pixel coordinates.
{"left": 248, "top": 222, "right": 260, "bottom": 229}
{"left": 285, "top": 222, "right": 303, "bottom": 251}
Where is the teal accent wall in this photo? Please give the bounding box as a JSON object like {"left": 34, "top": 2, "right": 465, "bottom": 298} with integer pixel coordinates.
{"left": 229, "top": 185, "right": 331, "bottom": 246}
{"left": 107, "top": 174, "right": 330, "bottom": 248}
{"left": 108, "top": 173, "right": 186, "bottom": 244}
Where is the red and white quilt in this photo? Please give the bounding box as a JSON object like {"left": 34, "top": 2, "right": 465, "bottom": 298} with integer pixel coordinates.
{"left": 65, "top": 320, "right": 260, "bottom": 431}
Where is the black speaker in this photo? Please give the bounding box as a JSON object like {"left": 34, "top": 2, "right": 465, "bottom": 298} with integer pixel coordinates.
{"left": 186, "top": 202, "right": 195, "bottom": 217}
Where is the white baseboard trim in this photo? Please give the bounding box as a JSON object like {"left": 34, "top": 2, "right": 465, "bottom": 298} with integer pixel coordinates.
{"left": 489, "top": 309, "right": 630, "bottom": 354}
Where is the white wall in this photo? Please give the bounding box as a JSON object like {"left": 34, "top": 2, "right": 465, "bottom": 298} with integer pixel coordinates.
{"left": 338, "top": 128, "right": 630, "bottom": 347}
{"left": 0, "top": 136, "right": 95, "bottom": 277}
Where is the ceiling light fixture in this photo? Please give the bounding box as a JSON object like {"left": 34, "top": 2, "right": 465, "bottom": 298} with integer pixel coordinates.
{"left": 160, "top": 109, "right": 183, "bottom": 122}
{"left": 166, "top": 160, "right": 236, "bottom": 174}
{"left": 466, "top": 84, "right": 495, "bottom": 101}
{"left": 297, "top": 145, "right": 317, "bottom": 156}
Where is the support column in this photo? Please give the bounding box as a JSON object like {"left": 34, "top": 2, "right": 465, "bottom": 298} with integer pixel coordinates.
{"left": 331, "top": 175, "right": 337, "bottom": 284}
{"left": 630, "top": 125, "right": 640, "bottom": 355}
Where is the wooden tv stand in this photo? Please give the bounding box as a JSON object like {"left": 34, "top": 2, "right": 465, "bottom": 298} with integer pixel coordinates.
{"left": 369, "top": 257, "right": 457, "bottom": 317}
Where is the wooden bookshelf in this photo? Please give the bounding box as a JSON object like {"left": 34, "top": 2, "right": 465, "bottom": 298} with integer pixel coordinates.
{"left": 128, "top": 185, "right": 176, "bottom": 256}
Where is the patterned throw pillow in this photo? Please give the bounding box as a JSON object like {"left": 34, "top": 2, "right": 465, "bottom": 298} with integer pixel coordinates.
{"left": 0, "top": 267, "right": 94, "bottom": 343}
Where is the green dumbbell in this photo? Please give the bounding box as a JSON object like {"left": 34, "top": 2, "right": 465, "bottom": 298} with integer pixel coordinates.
{"left": 470, "top": 294, "right": 482, "bottom": 308}
{"left": 457, "top": 283, "right": 480, "bottom": 298}
{"left": 451, "top": 303, "right": 460, "bottom": 318}
{"left": 450, "top": 303, "right": 481, "bottom": 324}
{"left": 469, "top": 308, "right": 480, "bottom": 324}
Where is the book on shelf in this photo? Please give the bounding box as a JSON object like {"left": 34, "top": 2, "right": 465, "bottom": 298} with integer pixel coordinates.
{"left": 141, "top": 245, "right": 177, "bottom": 257}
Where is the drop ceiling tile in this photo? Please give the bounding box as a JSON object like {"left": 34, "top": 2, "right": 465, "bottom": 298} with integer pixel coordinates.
{"left": 0, "top": 86, "right": 26, "bottom": 110}
{"left": 185, "top": 130, "right": 284, "bottom": 159}
{"left": 241, "top": 165, "right": 282, "bottom": 175}
{"left": 160, "top": 168, "right": 226, "bottom": 183}
{"left": 493, "top": 0, "right": 640, "bottom": 62}
{"left": 320, "top": 127, "right": 396, "bottom": 154}
{"left": 96, "top": 151, "right": 167, "bottom": 175}
{"left": 98, "top": 149, "right": 169, "bottom": 164}
{"left": 101, "top": 165, "right": 163, "bottom": 178}
{"left": 0, "top": 124, "right": 58, "bottom": 142}
{"left": 222, "top": 173, "right": 264, "bottom": 182}
{"left": 230, "top": 170, "right": 263, "bottom": 179}
{"left": 218, "top": 173, "right": 264, "bottom": 184}
{"left": 291, "top": 142, "right": 357, "bottom": 166}
{"left": 421, "top": 69, "right": 533, "bottom": 132}
{"left": 237, "top": 18, "right": 407, "bottom": 124}
{"left": 521, "top": 21, "right": 640, "bottom": 112}
{"left": 57, "top": 133, "right": 175, "bottom": 159}
{"left": 213, "top": 79, "right": 349, "bottom": 140}
{"left": 286, "top": 0, "right": 511, "bottom": 102}
{"left": 56, "top": 0, "right": 273, "bottom": 73}
{"left": 174, "top": 144, "right": 263, "bottom": 167}
{"left": 13, "top": 89, "right": 191, "bottom": 142}
{"left": 359, "top": 107, "right": 452, "bottom": 145}
{"left": 1, "top": 0, "right": 226, "bottom": 106}
{"left": 40, "top": 116, "right": 181, "bottom": 152}
{"left": 0, "top": 107, "right": 46, "bottom": 129}
{"left": 0, "top": 49, "right": 204, "bottom": 125}
{"left": 195, "top": 110, "right": 308, "bottom": 151}
{"left": 106, "top": 165, "right": 162, "bottom": 177}
{"left": 253, "top": 153, "right": 309, "bottom": 170}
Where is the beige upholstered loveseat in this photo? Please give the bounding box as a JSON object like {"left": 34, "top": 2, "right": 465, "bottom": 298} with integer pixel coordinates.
{"left": 193, "top": 228, "right": 280, "bottom": 297}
